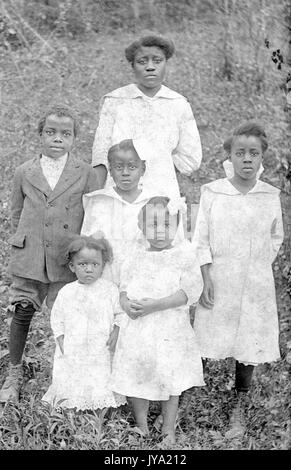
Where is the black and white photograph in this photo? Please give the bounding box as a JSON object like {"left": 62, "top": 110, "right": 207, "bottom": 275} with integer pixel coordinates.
{"left": 0, "top": 0, "right": 290, "bottom": 453}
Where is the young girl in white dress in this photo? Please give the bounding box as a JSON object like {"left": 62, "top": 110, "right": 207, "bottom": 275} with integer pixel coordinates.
{"left": 192, "top": 121, "right": 284, "bottom": 437}
{"left": 42, "top": 236, "right": 126, "bottom": 411}
{"left": 111, "top": 196, "right": 205, "bottom": 443}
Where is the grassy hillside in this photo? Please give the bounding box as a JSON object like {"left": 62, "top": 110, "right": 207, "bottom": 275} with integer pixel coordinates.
{"left": 0, "top": 5, "right": 290, "bottom": 450}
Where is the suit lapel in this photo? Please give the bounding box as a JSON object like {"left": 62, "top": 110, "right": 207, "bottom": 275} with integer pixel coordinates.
{"left": 48, "top": 155, "right": 82, "bottom": 202}
{"left": 25, "top": 156, "right": 52, "bottom": 197}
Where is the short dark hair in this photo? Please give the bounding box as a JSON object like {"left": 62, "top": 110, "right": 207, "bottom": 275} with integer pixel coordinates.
{"left": 138, "top": 196, "right": 180, "bottom": 230}
{"left": 223, "top": 121, "right": 268, "bottom": 154}
{"left": 107, "top": 139, "right": 140, "bottom": 164}
{"left": 125, "top": 35, "right": 175, "bottom": 64}
{"left": 66, "top": 235, "right": 113, "bottom": 265}
{"left": 38, "top": 105, "right": 79, "bottom": 137}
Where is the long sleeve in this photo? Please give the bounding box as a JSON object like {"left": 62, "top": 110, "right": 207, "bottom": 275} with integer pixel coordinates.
{"left": 270, "top": 195, "right": 284, "bottom": 262}
{"left": 10, "top": 168, "right": 24, "bottom": 233}
{"left": 50, "top": 290, "right": 66, "bottom": 339}
{"left": 179, "top": 245, "right": 203, "bottom": 305}
{"left": 191, "top": 187, "right": 213, "bottom": 266}
{"left": 92, "top": 97, "right": 115, "bottom": 169}
{"left": 172, "top": 102, "right": 202, "bottom": 175}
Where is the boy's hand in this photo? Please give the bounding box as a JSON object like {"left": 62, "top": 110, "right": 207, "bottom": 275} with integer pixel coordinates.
{"left": 199, "top": 277, "right": 214, "bottom": 309}
{"left": 106, "top": 325, "right": 120, "bottom": 352}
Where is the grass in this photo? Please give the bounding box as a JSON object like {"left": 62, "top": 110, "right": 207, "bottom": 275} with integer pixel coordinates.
{"left": 0, "top": 11, "right": 290, "bottom": 450}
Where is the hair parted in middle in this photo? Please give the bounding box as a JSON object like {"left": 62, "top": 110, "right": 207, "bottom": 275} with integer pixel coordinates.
{"left": 223, "top": 121, "right": 268, "bottom": 154}
{"left": 107, "top": 138, "right": 140, "bottom": 164}
{"left": 65, "top": 235, "right": 113, "bottom": 265}
{"left": 38, "top": 105, "right": 79, "bottom": 137}
{"left": 125, "top": 34, "right": 175, "bottom": 64}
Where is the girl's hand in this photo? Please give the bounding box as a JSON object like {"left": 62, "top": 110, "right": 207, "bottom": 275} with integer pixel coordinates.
{"left": 120, "top": 292, "right": 142, "bottom": 319}
{"left": 106, "top": 325, "right": 120, "bottom": 352}
{"left": 199, "top": 276, "right": 214, "bottom": 309}
{"left": 131, "top": 298, "right": 159, "bottom": 317}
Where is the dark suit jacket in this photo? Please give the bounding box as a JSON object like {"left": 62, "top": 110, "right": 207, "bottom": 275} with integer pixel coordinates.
{"left": 8, "top": 155, "right": 98, "bottom": 282}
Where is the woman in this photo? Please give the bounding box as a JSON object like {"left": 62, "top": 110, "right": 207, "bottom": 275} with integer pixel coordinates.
{"left": 92, "top": 34, "right": 202, "bottom": 198}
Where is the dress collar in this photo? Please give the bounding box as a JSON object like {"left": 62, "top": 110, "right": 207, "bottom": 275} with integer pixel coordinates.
{"left": 83, "top": 185, "right": 156, "bottom": 205}
{"left": 104, "top": 83, "right": 184, "bottom": 101}
{"left": 203, "top": 178, "right": 280, "bottom": 196}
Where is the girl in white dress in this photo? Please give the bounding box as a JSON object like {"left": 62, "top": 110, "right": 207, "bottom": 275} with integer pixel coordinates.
{"left": 42, "top": 236, "right": 126, "bottom": 411}
{"left": 91, "top": 34, "right": 202, "bottom": 197}
{"left": 82, "top": 139, "right": 153, "bottom": 285}
{"left": 192, "top": 122, "right": 284, "bottom": 437}
{"left": 111, "top": 196, "right": 205, "bottom": 443}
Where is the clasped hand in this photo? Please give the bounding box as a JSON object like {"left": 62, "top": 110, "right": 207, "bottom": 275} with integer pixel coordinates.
{"left": 199, "top": 276, "right": 214, "bottom": 309}
{"left": 122, "top": 297, "right": 158, "bottom": 320}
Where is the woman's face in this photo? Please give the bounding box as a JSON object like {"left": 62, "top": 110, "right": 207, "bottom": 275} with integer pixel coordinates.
{"left": 132, "top": 46, "right": 167, "bottom": 93}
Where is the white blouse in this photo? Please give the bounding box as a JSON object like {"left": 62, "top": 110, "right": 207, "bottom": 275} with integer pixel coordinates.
{"left": 91, "top": 84, "right": 202, "bottom": 198}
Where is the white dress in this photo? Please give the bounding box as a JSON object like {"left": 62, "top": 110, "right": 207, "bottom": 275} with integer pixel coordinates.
{"left": 81, "top": 187, "right": 154, "bottom": 284}
{"left": 92, "top": 84, "right": 202, "bottom": 198}
{"left": 42, "top": 279, "right": 126, "bottom": 410}
{"left": 192, "top": 178, "right": 284, "bottom": 364}
{"left": 111, "top": 241, "right": 205, "bottom": 400}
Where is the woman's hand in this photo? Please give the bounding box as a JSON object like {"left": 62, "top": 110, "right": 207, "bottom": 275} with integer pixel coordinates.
{"left": 199, "top": 276, "right": 214, "bottom": 309}
{"left": 56, "top": 335, "right": 64, "bottom": 354}
{"left": 106, "top": 325, "right": 120, "bottom": 352}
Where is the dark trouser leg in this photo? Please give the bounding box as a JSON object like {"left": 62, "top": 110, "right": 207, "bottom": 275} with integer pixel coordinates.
{"left": 235, "top": 361, "right": 254, "bottom": 393}
{"left": 9, "top": 302, "right": 36, "bottom": 365}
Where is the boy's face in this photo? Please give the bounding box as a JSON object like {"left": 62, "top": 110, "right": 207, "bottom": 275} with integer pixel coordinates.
{"left": 69, "top": 248, "right": 103, "bottom": 284}
{"left": 230, "top": 135, "right": 263, "bottom": 181}
{"left": 140, "top": 205, "right": 178, "bottom": 250}
{"left": 109, "top": 149, "right": 145, "bottom": 192}
{"left": 41, "top": 114, "right": 75, "bottom": 159}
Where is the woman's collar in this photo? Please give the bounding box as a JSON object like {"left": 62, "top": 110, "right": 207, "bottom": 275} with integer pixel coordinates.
{"left": 104, "top": 83, "right": 184, "bottom": 100}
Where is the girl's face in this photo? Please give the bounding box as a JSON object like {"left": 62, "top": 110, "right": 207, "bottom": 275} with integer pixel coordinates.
{"left": 41, "top": 114, "right": 75, "bottom": 159}
{"left": 230, "top": 135, "right": 263, "bottom": 181}
{"left": 69, "top": 247, "right": 103, "bottom": 284}
{"left": 140, "top": 205, "right": 178, "bottom": 251}
{"left": 132, "top": 46, "right": 167, "bottom": 94}
{"left": 109, "top": 149, "right": 145, "bottom": 192}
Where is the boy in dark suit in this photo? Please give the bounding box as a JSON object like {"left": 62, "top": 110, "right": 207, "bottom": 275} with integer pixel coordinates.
{"left": 0, "top": 105, "right": 99, "bottom": 403}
